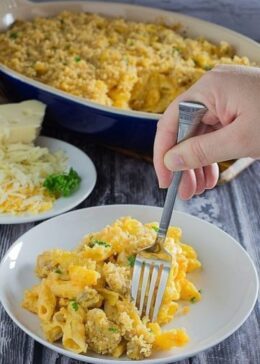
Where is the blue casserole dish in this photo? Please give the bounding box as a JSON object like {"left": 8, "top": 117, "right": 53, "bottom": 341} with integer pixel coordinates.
{"left": 0, "top": 1, "right": 260, "bottom": 152}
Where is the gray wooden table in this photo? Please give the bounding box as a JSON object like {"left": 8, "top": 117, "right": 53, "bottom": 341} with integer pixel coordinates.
{"left": 0, "top": 125, "right": 259, "bottom": 364}
{"left": 0, "top": 1, "right": 260, "bottom": 363}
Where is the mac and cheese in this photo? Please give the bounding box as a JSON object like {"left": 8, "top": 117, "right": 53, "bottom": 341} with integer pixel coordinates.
{"left": 22, "top": 216, "right": 202, "bottom": 359}
{"left": 0, "top": 11, "right": 252, "bottom": 113}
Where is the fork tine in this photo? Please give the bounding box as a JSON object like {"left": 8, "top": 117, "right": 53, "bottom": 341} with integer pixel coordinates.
{"left": 152, "top": 264, "right": 171, "bottom": 321}
{"left": 138, "top": 262, "right": 150, "bottom": 315}
{"left": 145, "top": 264, "right": 158, "bottom": 317}
{"left": 131, "top": 257, "right": 142, "bottom": 303}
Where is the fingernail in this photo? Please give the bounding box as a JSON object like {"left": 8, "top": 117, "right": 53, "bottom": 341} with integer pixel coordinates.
{"left": 159, "top": 181, "right": 168, "bottom": 189}
{"left": 158, "top": 176, "right": 169, "bottom": 188}
{"left": 165, "top": 153, "right": 185, "bottom": 171}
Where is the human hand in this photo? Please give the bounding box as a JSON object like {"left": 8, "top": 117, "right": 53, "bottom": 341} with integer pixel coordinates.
{"left": 153, "top": 65, "right": 260, "bottom": 199}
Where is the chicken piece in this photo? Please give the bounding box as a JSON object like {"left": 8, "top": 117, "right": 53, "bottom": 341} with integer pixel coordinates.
{"left": 118, "top": 312, "right": 133, "bottom": 337}
{"left": 102, "top": 262, "right": 130, "bottom": 295}
{"left": 85, "top": 309, "right": 121, "bottom": 355}
{"left": 126, "top": 335, "right": 153, "bottom": 360}
{"left": 36, "top": 251, "right": 57, "bottom": 277}
{"left": 77, "top": 287, "right": 103, "bottom": 310}
{"left": 104, "top": 301, "right": 133, "bottom": 338}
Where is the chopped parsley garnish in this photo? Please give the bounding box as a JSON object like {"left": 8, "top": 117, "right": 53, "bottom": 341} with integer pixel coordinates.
{"left": 127, "top": 39, "right": 135, "bottom": 46}
{"left": 152, "top": 226, "right": 159, "bottom": 232}
{"left": 70, "top": 300, "right": 79, "bottom": 311}
{"left": 108, "top": 327, "right": 118, "bottom": 333}
{"left": 190, "top": 297, "right": 196, "bottom": 303}
{"left": 89, "top": 240, "right": 111, "bottom": 248}
{"left": 43, "top": 168, "right": 81, "bottom": 197}
{"left": 74, "top": 56, "right": 81, "bottom": 62}
{"left": 204, "top": 65, "right": 212, "bottom": 71}
{"left": 127, "top": 255, "right": 136, "bottom": 267}
{"left": 55, "top": 268, "right": 62, "bottom": 274}
{"left": 172, "top": 46, "right": 181, "bottom": 53}
{"left": 10, "top": 32, "right": 18, "bottom": 39}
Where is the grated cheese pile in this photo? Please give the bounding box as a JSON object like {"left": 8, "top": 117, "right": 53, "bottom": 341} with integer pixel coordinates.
{"left": 0, "top": 143, "right": 67, "bottom": 215}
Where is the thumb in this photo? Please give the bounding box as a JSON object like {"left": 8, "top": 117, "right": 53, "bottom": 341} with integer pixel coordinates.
{"left": 164, "top": 121, "right": 244, "bottom": 171}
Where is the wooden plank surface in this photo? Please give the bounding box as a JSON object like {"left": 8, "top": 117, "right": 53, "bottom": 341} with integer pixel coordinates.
{"left": 0, "top": 125, "right": 259, "bottom": 364}
{"left": 0, "top": 1, "right": 260, "bottom": 363}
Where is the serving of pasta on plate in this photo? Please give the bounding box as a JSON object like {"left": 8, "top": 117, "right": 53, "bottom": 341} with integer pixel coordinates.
{"left": 22, "top": 216, "right": 202, "bottom": 360}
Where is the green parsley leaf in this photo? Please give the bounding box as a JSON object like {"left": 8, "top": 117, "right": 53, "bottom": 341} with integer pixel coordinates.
{"left": 108, "top": 327, "right": 118, "bottom": 333}
{"left": 10, "top": 32, "right": 18, "bottom": 39}
{"left": 204, "top": 65, "right": 212, "bottom": 71}
{"left": 74, "top": 56, "right": 81, "bottom": 62}
{"left": 127, "top": 39, "right": 135, "bottom": 46}
{"left": 55, "top": 268, "right": 62, "bottom": 274}
{"left": 190, "top": 297, "right": 196, "bottom": 303}
{"left": 152, "top": 226, "right": 159, "bottom": 232}
{"left": 172, "top": 46, "right": 181, "bottom": 53}
{"left": 43, "top": 168, "right": 81, "bottom": 197}
{"left": 127, "top": 255, "right": 136, "bottom": 267}
{"left": 70, "top": 300, "right": 79, "bottom": 311}
{"left": 89, "top": 240, "right": 111, "bottom": 248}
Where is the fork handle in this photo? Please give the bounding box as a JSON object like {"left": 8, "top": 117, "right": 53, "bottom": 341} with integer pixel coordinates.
{"left": 157, "top": 101, "right": 207, "bottom": 238}
{"left": 158, "top": 170, "right": 183, "bottom": 237}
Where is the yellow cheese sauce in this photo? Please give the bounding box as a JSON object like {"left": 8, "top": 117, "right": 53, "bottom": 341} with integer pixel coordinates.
{"left": 22, "top": 217, "right": 202, "bottom": 359}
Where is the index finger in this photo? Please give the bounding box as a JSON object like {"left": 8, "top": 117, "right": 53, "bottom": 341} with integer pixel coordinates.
{"left": 153, "top": 95, "right": 184, "bottom": 188}
{"left": 153, "top": 77, "right": 218, "bottom": 188}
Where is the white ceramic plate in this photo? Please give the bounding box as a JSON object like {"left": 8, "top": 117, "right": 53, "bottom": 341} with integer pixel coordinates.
{"left": 0, "top": 205, "right": 258, "bottom": 363}
{"left": 0, "top": 136, "right": 97, "bottom": 224}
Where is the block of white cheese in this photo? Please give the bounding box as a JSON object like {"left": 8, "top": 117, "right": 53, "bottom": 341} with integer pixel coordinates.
{"left": 0, "top": 100, "right": 46, "bottom": 144}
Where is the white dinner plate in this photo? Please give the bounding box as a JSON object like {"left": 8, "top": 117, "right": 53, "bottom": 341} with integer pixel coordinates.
{"left": 0, "top": 136, "right": 97, "bottom": 224}
{"left": 0, "top": 205, "right": 258, "bottom": 363}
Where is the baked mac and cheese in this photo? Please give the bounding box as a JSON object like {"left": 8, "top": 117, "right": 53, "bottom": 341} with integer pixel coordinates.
{"left": 0, "top": 11, "right": 252, "bottom": 113}
{"left": 22, "top": 216, "right": 202, "bottom": 359}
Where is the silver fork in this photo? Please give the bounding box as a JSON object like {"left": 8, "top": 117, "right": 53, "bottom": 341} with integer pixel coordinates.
{"left": 131, "top": 101, "right": 207, "bottom": 322}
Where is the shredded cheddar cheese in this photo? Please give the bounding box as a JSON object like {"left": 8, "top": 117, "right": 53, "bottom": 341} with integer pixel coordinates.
{"left": 0, "top": 143, "right": 67, "bottom": 214}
